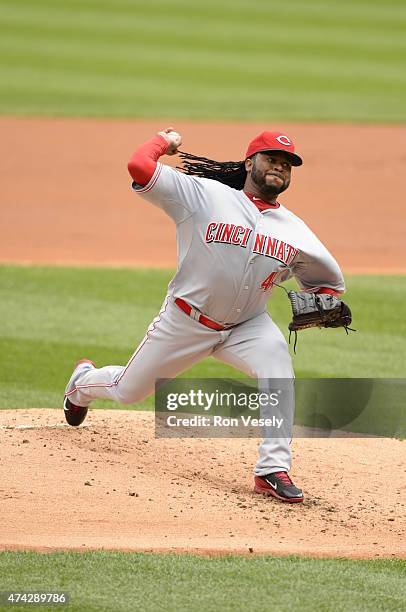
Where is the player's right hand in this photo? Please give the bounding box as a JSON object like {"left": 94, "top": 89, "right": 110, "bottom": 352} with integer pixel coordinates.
{"left": 158, "top": 127, "right": 182, "bottom": 155}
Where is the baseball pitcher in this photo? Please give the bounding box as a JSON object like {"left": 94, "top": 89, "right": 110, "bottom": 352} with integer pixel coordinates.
{"left": 63, "top": 128, "right": 351, "bottom": 503}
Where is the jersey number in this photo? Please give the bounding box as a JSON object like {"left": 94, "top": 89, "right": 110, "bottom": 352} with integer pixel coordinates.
{"left": 261, "top": 272, "right": 278, "bottom": 291}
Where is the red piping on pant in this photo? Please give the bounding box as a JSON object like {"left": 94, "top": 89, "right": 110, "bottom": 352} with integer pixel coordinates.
{"left": 66, "top": 296, "right": 169, "bottom": 396}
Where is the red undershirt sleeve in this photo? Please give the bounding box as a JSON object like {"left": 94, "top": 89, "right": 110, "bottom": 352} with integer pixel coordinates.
{"left": 127, "top": 134, "right": 169, "bottom": 186}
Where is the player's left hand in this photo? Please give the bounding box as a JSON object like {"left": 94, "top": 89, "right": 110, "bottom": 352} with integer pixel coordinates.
{"left": 288, "top": 291, "right": 353, "bottom": 332}
{"left": 158, "top": 127, "right": 182, "bottom": 155}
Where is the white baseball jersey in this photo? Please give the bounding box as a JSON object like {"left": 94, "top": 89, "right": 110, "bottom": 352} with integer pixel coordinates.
{"left": 133, "top": 163, "right": 345, "bottom": 324}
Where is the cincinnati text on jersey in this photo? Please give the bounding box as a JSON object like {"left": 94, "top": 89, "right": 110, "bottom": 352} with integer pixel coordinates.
{"left": 204, "top": 222, "right": 298, "bottom": 266}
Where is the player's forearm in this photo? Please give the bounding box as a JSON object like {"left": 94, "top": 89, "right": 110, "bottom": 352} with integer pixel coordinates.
{"left": 292, "top": 256, "right": 345, "bottom": 296}
{"left": 127, "top": 135, "right": 169, "bottom": 186}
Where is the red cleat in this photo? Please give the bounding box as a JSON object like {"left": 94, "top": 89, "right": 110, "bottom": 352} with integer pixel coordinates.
{"left": 254, "top": 471, "right": 304, "bottom": 503}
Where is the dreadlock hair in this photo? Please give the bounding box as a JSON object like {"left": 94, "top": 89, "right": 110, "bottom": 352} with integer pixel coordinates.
{"left": 177, "top": 151, "right": 247, "bottom": 190}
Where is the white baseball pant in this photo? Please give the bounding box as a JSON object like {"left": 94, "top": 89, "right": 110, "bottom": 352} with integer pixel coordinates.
{"left": 66, "top": 296, "right": 294, "bottom": 475}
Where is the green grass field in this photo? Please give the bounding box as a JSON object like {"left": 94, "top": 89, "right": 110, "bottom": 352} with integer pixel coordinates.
{"left": 0, "top": 0, "right": 405, "bottom": 122}
{"left": 0, "top": 551, "right": 405, "bottom": 612}
{"left": 1, "top": 265, "right": 405, "bottom": 438}
{"left": 1, "top": 265, "right": 405, "bottom": 411}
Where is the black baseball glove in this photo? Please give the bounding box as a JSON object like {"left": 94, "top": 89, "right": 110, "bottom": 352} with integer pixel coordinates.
{"left": 287, "top": 291, "right": 353, "bottom": 351}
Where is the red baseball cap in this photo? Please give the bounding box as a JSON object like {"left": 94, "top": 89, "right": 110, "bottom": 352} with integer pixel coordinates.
{"left": 245, "top": 131, "right": 303, "bottom": 166}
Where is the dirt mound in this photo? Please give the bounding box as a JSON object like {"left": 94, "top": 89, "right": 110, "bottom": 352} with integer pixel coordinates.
{"left": 1, "top": 409, "right": 404, "bottom": 558}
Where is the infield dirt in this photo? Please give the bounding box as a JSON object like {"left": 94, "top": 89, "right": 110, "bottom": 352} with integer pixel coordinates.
{"left": 0, "top": 409, "right": 405, "bottom": 558}
{"left": 0, "top": 117, "right": 405, "bottom": 558}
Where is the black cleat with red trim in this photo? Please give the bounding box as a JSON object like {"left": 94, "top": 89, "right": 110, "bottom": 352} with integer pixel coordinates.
{"left": 63, "top": 397, "right": 88, "bottom": 427}
{"left": 63, "top": 359, "right": 95, "bottom": 427}
{"left": 254, "top": 471, "right": 304, "bottom": 503}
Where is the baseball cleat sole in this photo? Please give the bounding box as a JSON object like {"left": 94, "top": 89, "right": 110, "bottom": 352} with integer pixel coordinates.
{"left": 254, "top": 484, "right": 304, "bottom": 503}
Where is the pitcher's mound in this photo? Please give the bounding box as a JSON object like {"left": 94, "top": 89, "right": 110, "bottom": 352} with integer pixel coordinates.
{"left": 0, "top": 409, "right": 405, "bottom": 558}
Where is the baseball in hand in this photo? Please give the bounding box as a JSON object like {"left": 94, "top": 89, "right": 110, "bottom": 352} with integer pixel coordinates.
{"left": 158, "top": 127, "right": 182, "bottom": 155}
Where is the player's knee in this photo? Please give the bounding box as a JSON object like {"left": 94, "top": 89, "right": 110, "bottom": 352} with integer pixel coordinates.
{"left": 253, "top": 339, "right": 293, "bottom": 378}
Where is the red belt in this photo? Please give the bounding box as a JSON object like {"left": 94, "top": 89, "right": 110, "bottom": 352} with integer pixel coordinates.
{"left": 175, "top": 298, "right": 227, "bottom": 331}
